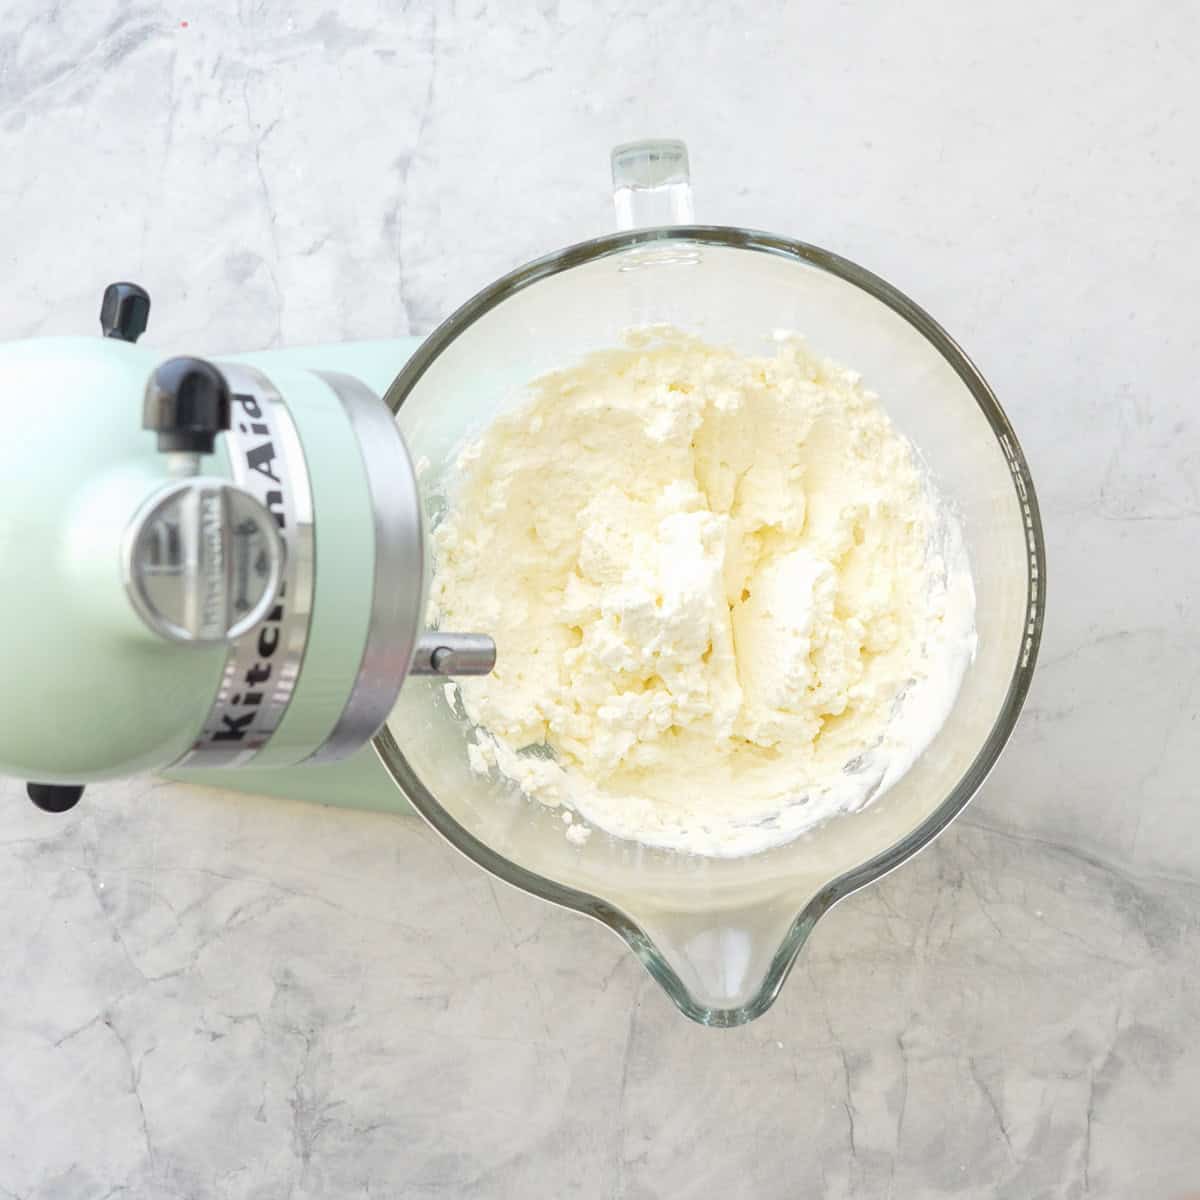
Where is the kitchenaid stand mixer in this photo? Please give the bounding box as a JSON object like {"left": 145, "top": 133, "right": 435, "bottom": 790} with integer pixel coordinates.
{"left": 0, "top": 142, "right": 1044, "bottom": 1024}
{"left": 0, "top": 283, "right": 496, "bottom": 812}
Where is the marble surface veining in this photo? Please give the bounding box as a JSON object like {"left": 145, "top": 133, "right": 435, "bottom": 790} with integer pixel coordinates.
{"left": 2, "top": 1, "right": 1199, "bottom": 1196}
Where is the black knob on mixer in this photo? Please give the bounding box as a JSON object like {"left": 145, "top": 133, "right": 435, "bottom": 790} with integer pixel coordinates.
{"left": 144, "top": 357, "right": 232, "bottom": 455}
{"left": 26, "top": 783, "right": 85, "bottom": 813}
{"left": 100, "top": 282, "right": 151, "bottom": 343}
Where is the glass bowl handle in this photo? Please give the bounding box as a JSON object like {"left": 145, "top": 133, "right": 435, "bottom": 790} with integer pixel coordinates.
{"left": 610, "top": 139, "right": 694, "bottom": 230}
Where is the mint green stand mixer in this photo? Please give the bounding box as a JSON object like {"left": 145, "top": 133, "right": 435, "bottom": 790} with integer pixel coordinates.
{"left": 0, "top": 307, "right": 494, "bottom": 813}
{"left": 0, "top": 143, "right": 1044, "bottom": 1025}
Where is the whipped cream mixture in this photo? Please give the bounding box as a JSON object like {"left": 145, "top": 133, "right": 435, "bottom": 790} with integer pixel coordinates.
{"left": 430, "top": 330, "right": 976, "bottom": 856}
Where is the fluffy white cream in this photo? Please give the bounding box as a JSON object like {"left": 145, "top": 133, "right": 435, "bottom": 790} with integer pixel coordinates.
{"left": 430, "top": 330, "right": 975, "bottom": 856}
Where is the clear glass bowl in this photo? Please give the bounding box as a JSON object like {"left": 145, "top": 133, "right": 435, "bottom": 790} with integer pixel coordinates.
{"left": 376, "top": 220, "right": 1044, "bottom": 1027}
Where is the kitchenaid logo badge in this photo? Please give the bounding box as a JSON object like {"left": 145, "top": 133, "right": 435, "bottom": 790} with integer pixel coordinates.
{"left": 210, "top": 390, "right": 291, "bottom": 744}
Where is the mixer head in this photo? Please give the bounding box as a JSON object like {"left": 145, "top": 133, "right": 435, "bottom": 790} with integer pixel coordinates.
{"left": 0, "top": 281, "right": 494, "bottom": 811}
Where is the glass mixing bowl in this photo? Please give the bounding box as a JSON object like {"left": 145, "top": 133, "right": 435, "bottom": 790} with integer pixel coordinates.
{"left": 376, "top": 144, "right": 1044, "bottom": 1026}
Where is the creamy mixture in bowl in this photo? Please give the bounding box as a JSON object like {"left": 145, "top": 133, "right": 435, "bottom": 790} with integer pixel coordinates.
{"left": 431, "top": 329, "right": 976, "bottom": 856}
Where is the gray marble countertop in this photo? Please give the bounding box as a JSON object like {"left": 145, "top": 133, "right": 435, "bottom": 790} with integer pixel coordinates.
{"left": 2, "top": 2, "right": 1198, "bottom": 1196}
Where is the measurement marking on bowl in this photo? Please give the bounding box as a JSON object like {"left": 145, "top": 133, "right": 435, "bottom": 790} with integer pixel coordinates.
{"left": 1000, "top": 433, "right": 1042, "bottom": 670}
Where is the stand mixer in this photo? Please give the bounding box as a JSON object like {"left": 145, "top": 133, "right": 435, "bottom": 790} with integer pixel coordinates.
{"left": 0, "top": 142, "right": 1045, "bottom": 1024}
{"left": 0, "top": 287, "right": 496, "bottom": 812}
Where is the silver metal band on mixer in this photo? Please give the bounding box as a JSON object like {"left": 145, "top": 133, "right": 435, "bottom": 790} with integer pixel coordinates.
{"left": 303, "top": 372, "right": 497, "bottom": 762}
{"left": 302, "top": 371, "right": 428, "bottom": 765}
{"left": 168, "top": 363, "right": 495, "bottom": 772}
{"left": 171, "top": 364, "right": 316, "bottom": 769}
